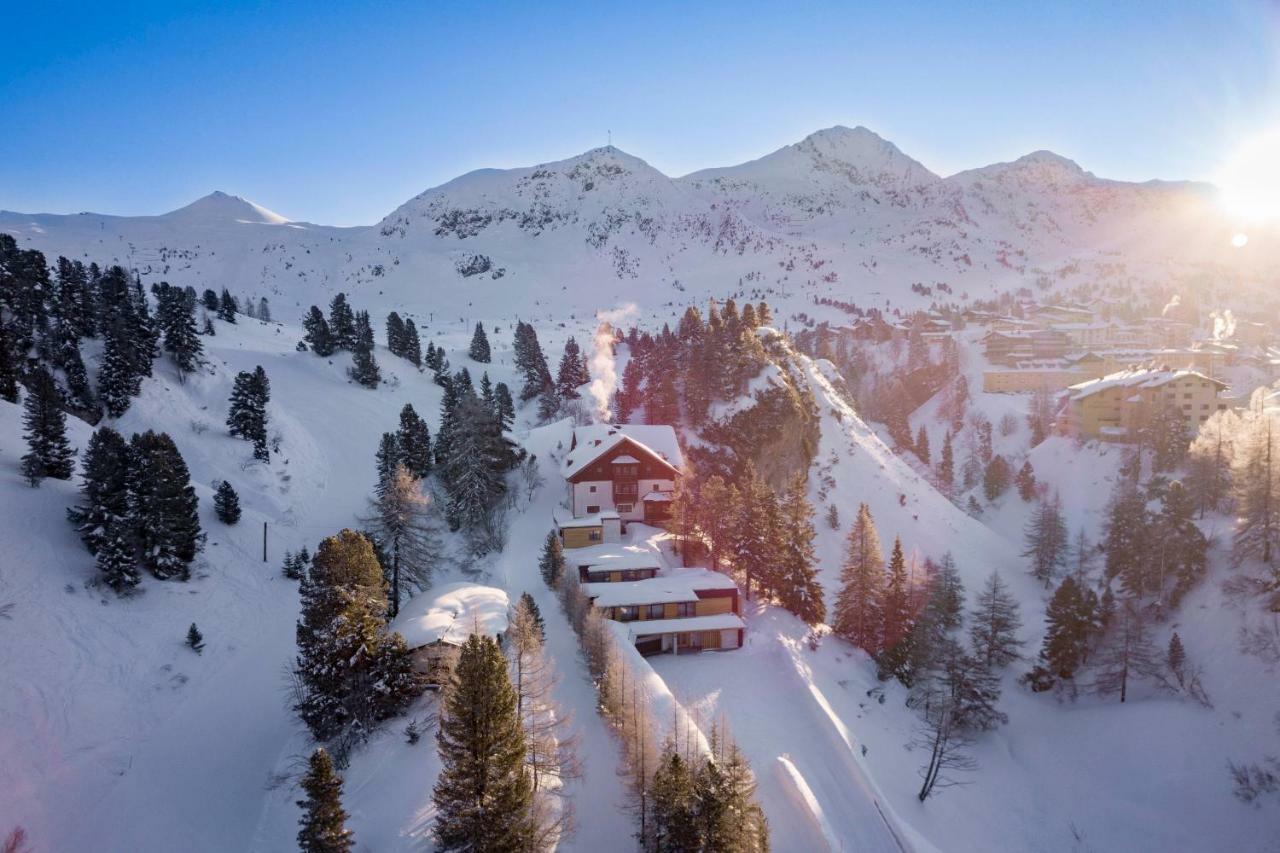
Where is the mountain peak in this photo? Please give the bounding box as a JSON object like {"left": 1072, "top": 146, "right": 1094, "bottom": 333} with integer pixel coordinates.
{"left": 162, "top": 191, "right": 290, "bottom": 225}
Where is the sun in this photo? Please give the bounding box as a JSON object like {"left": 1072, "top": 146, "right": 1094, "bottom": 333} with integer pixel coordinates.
{"left": 1217, "top": 127, "right": 1280, "bottom": 223}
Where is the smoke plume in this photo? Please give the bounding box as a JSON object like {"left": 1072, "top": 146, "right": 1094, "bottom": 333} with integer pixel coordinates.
{"left": 1211, "top": 309, "right": 1237, "bottom": 342}
{"left": 1161, "top": 294, "right": 1181, "bottom": 317}
{"left": 589, "top": 304, "right": 637, "bottom": 422}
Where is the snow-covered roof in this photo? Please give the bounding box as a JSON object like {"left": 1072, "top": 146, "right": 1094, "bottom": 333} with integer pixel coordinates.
{"left": 562, "top": 423, "right": 683, "bottom": 480}
{"left": 583, "top": 568, "right": 738, "bottom": 606}
{"left": 569, "top": 543, "right": 663, "bottom": 570}
{"left": 642, "top": 491, "right": 672, "bottom": 502}
{"left": 553, "top": 506, "right": 620, "bottom": 528}
{"left": 1068, "top": 368, "right": 1226, "bottom": 401}
{"left": 611, "top": 454, "right": 639, "bottom": 464}
{"left": 391, "top": 582, "right": 510, "bottom": 649}
{"left": 621, "top": 613, "right": 745, "bottom": 637}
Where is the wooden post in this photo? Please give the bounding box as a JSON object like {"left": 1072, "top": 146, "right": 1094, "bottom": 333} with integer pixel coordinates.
{"left": 262, "top": 521, "right": 267, "bottom": 563}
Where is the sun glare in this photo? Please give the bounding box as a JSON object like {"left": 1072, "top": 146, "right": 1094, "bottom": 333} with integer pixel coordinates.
{"left": 1231, "top": 232, "right": 1249, "bottom": 248}
{"left": 1217, "top": 127, "right": 1280, "bottom": 222}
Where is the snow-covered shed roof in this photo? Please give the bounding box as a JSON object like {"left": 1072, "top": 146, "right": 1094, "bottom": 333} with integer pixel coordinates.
{"left": 568, "top": 542, "right": 663, "bottom": 570}
{"left": 1067, "top": 368, "right": 1226, "bottom": 401}
{"left": 562, "top": 424, "right": 683, "bottom": 480}
{"left": 391, "top": 582, "right": 510, "bottom": 649}
{"left": 621, "top": 613, "right": 746, "bottom": 637}
{"left": 553, "top": 507, "right": 621, "bottom": 528}
{"left": 582, "top": 567, "right": 738, "bottom": 607}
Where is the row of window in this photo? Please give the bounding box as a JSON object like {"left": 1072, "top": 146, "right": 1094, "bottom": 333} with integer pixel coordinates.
{"left": 615, "top": 602, "right": 696, "bottom": 621}
{"left": 585, "top": 503, "right": 633, "bottom": 514}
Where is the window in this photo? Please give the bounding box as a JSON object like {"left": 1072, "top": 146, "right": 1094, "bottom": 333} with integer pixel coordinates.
{"left": 588, "top": 530, "right": 601, "bottom": 541}
{"left": 1183, "top": 393, "right": 1192, "bottom": 399}
{"left": 647, "top": 604, "right": 665, "bottom": 619}
{"left": 675, "top": 601, "right": 695, "bottom": 618}
{"left": 617, "top": 503, "right": 633, "bottom": 513}
{"left": 617, "top": 606, "right": 638, "bottom": 622}
{"left": 586, "top": 505, "right": 600, "bottom": 514}
{"left": 612, "top": 463, "right": 639, "bottom": 477}
{"left": 1182, "top": 403, "right": 1191, "bottom": 411}
{"left": 589, "top": 485, "right": 597, "bottom": 493}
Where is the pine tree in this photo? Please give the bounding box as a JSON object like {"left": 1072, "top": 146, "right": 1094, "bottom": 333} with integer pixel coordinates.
{"left": 1104, "top": 481, "right": 1151, "bottom": 599}
{"left": 202, "top": 289, "right": 219, "bottom": 312}
{"left": 363, "top": 465, "right": 439, "bottom": 618}
{"left": 927, "top": 552, "right": 965, "bottom": 632}
{"left": 95, "top": 517, "right": 140, "bottom": 592}
{"left": 186, "top": 623, "right": 205, "bottom": 654}
{"left": 227, "top": 366, "right": 271, "bottom": 461}
{"left": 1167, "top": 632, "right": 1187, "bottom": 688}
{"left": 881, "top": 537, "right": 913, "bottom": 652}
{"left": 214, "top": 480, "right": 241, "bottom": 525}
{"left": 433, "top": 633, "right": 534, "bottom": 852}
{"left": 98, "top": 316, "right": 141, "bottom": 417}
{"left": 513, "top": 321, "right": 553, "bottom": 402}
{"left": 1025, "top": 576, "right": 1091, "bottom": 690}
{"left": 128, "top": 431, "right": 201, "bottom": 580}
{"left": 1160, "top": 480, "right": 1208, "bottom": 608}
{"left": 968, "top": 572, "right": 1023, "bottom": 668}
{"left": 396, "top": 403, "right": 432, "bottom": 479}
{"left": 349, "top": 311, "right": 380, "bottom": 388}
{"left": 1015, "top": 460, "right": 1037, "bottom": 501}
{"left": 385, "top": 312, "right": 406, "bottom": 358}
{"left": 68, "top": 426, "right": 131, "bottom": 555}
{"left": 556, "top": 337, "right": 589, "bottom": 399}
{"left": 442, "top": 393, "right": 513, "bottom": 543}
{"left": 217, "top": 288, "right": 237, "bottom": 322}
{"left": 494, "top": 382, "right": 515, "bottom": 431}
{"left": 328, "top": 293, "right": 356, "bottom": 349}
{"left": 257, "top": 297, "right": 271, "bottom": 322}
{"left": 539, "top": 530, "right": 566, "bottom": 586}
{"left": 833, "top": 503, "right": 885, "bottom": 651}
{"left": 297, "top": 748, "right": 354, "bottom": 853}
{"left": 726, "top": 463, "right": 779, "bottom": 600}
{"left": 294, "top": 530, "right": 420, "bottom": 743}
{"left": 650, "top": 748, "right": 699, "bottom": 852}
{"left": 469, "top": 321, "right": 492, "bottom": 363}
{"left": 403, "top": 318, "right": 422, "bottom": 367}
{"left": 0, "top": 323, "right": 18, "bottom": 403}
{"left": 775, "top": 473, "right": 826, "bottom": 624}
{"left": 374, "top": 432, "right": 403, "bottom": 497}
{"left": 983, "top": 454, "right": 1011, "bottom": 501}
{"left": 303, "top": 306, "right": 337, "bottom": 356}
{"left": 937, "top": 430, "right": 955, "bottom": 497}
{"left": 20, "top": 367, "right": 75, "bottom": 485}
{"left": 915, "top": 425, "right": 931, "bottom": 465}
{"left": 159, "top": 285, "right": 202, "bottom": 378}
{"left": 536, "top": 385, "right": 560, "bottom": 423}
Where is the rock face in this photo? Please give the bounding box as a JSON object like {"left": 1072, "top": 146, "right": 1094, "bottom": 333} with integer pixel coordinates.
{"left": 0, "top": 127, "right": 1260, "bottom": 317}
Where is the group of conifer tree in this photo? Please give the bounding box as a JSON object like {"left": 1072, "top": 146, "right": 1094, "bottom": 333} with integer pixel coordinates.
{"left": 300, "top": 293, "right": 380, "bottom": 387}
{"left": 829, "top": 502, "right": 1020, "bottom": 799}
{"left": 66, "top": 426, "right": 203, "bottom": 592}
{"left": 667, "top": 461, "right": 826, "bottom": 624}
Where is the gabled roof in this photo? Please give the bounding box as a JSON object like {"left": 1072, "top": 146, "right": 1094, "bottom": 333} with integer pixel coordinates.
{"left": 1068, "top": 368, "right": 1227, "bottom": 401}
{"left": 562, "top": 424, "right": 683, "bottom": 481}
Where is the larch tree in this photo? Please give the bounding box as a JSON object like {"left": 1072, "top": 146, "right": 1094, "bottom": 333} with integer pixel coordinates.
{"left": 1233, "top": 396, "right": 1280, "bottom": 569}
{"left": 1023, "top": 493, "right": 1068, "bottom": 588}
{"left": 968, "top": 571, "right": 1023, "bottom": 669}
{"left": 362, "top": 465, "right": 440, "bottom": 618}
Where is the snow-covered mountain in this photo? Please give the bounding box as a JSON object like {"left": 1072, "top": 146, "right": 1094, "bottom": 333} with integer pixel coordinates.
{"left": 1, "top": 127, "right": 1266, "bottom": 321}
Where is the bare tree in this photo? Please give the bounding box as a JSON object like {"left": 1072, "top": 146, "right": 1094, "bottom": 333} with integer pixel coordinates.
{"left": 507, "top": 597, "right": 581, "bottom": 850}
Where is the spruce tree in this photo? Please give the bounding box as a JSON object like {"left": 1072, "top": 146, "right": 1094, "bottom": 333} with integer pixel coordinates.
{"left": 68, "top": 426, "right": 131, "bottom": 555}
{"left": 374, "top": 432, "right": 403, "bottom": 497}
{"left": 227, "top": 366, "right": 271, "bottom": 461}
{"left": 1023, "top": 494, "right": 1068, "bottom": 588}
{"left": 402, "top": 318, "right": 422, "bottom": 367}
{"left": 539, "top": 530, "right": 565, "bottom": 586}
{"left": 95, "top": 517, "right": 140, "bottom": 592}
{"left": 1104, "top": 481, "right": 1151, "bottom": 599}
{"left": 927, "top": 552, "right": 965, "bottom": 632}
{"left": 303, "top": 306, "right": 337, "bottom": 356}
{"left": 128, "top": 431, "right": 201, "bottom": 580}
{"left": 983, "top": 454, "right": 1011, "bottom": 501}
{"left": 98, "top": 316, "right": 141, "bottom": 417}
{"left": 494, "top": 382, "right": 515, "bottom": 431}
{"left": 469, "top": 321, "right": 491, "bottom": 363}
{"left": 53, "top": 322, "right": 96, "bottom": 414}
{"left": 775, "top": 473, "right": 826, "bottom": 624}
{"left": 328, "top": 293, "right": 356, "bottom": 350}
{"left": 555, "top": 337, "right": 589, "bottom": 399}
{"left": 214, "top": 480, "right": 241, "bottom": 525}
{"left": 159, "top": 285, "right": 202, "bottom": 378}
{"left": 968, "top": 572, "right": 1023, "bottom": 668}
{"left": 20, "top": 367, "right": 75, "bottom": 486}
{"left": 186, "top": 623, "right": 205, "bottom": 654}
{"left": 915, "top": 425, "right": 931, "bottom": 464}
{"left": 396, "top": 404, "right": 432, "bottom": 479}
{"left": 0, "top": 323, "right": 18, "bottom": 403}
{"left": 1015, "top": 460, "right": 1037, "bottom": 501}
{"left": 1160, "top": 480, "right": 1208, "bottom": 607}
{"left": 518, "top": 591, "right": 545, "bottom": 641}
{"left": 650, "top": 749, "right": 699, "bottom": 852}
{"left": 433, "top": 633, "right": 534, "bottom": 852}
{"left": 218, "top": 288, "right": 238, "bottom": 323}
{"left": 937, "top": 429, "right": 955, "bottom": 497}
{"left": 202, "top": 289, "right": 219, "bottom": 312}
{"left": 881, "top": 537, "right": 913, "bottom": 652}
{"left": 348, "top": 311, "right": 380, "bottom": 388}
{"left": 1025, "top": 576, "right": 1091, "bottom": 690}
{"left": 513, "top": 321, "right": 553, "bottom": 402}
{"left": 833, "top": 503, "right": 885, "bottom": 651}
{"left": 363, "top": 465, "right": 440, "bottom": 618}
{"left": 297, "top": 748, "right": 354, "bottom": 853}
{"left": 385, "top": 311, "right": 406, "bottom": 357}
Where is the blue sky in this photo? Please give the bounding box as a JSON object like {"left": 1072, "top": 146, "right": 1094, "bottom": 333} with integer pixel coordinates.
{"left": 1, "top": 1, "right": 1277, "bottom": 225}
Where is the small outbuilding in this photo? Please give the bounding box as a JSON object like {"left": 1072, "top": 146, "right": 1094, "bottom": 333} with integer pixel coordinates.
{"left": 391, "top": 582, "right": 510, "bottom": 686}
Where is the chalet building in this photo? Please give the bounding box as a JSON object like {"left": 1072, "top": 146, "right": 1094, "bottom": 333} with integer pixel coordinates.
{"left": 560, "top": 424, "right": 683, "bottom": 530}
{"left": 583, "top": 567, "right": 744, "bottom": 655}
{"left": 1062, "top": 368, "right": 1229, "bottom": 441}
{"left": 391, "top": 582, "right": 509, "bottom": 686}
{"left": 566, "top": 541, "right": 663, "bottom": 582}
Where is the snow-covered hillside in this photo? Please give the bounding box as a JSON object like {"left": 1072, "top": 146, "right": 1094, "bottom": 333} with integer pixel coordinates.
{"left": 3, "top": 127, "right": 1273, "bottom": 327}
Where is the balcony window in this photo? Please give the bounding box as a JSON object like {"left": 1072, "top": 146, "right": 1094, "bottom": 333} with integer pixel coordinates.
{"left": 617, "top": 606, "right": 638, "bottom": 622}
{"left": 612, "top": 463, "right": 639, "bottom": 478}
{"left": 617, "top": 503, "right": 633, "bottom": 513}
{"left": 647, "top": 604, "right": 665, "bottom": 619}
